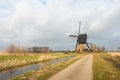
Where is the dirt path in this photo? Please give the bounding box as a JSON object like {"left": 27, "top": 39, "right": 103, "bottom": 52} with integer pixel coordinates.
{"left": 48, "top": 54, "right": 93, "bottom": 80}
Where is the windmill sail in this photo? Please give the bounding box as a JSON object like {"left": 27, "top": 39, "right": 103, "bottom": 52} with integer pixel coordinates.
{"left": 78, "top": 21, "right": 81, "bottom": 36}
{"left": 69, "top": 35, "right": 78, "bottom": 37}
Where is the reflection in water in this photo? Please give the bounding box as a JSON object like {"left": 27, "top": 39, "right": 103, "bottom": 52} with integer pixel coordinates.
{"left": 0, "top": 57, "right": 73, "bottom": 80}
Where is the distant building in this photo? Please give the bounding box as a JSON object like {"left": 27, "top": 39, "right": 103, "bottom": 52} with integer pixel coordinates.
{"left": 29, "top": 47, "right": 50, "bottom": 53}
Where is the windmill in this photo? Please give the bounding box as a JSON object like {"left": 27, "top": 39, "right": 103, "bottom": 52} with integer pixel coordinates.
{"left": 69, "top": 21, "right": 92, "bottom": 52}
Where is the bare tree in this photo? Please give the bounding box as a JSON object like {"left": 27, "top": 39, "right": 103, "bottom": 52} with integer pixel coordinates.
{"left": 21, "top": 46, "right": 28, "bottom": 53}
{"left": 101, "top": 46, "right": 105, "bottom": 52}
{"left": 118, "top": 46, "right": 120, "bottom": 51}
{"left": 96, "top": 46, "right": 101, "bottom": 52}
{"left": 6, "top": 44, "right": 15, "bottom": 53}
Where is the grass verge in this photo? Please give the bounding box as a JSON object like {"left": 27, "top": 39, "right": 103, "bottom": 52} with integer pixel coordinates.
{"left": 0, "top": 53, "right": 78, "bottom": 72}
{"left": 93, "top": 53, "right": 120, "bottom": 80}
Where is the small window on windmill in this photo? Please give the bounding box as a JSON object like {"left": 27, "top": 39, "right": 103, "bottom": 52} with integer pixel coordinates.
{"left": 78, "top": 34, "right": 87, "bottom": 44}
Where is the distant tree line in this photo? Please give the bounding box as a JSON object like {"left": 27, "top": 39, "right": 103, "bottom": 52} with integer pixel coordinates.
{"left": 96, "top": 46, "right": 105, "bottom": 52}
{"left": 6, "top": 44, "right": 28, "bottom": 53}
{"left": 90, "top": 44, "right": 105, "bottom": 52}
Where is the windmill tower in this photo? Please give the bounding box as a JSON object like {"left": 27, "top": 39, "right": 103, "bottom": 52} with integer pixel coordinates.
{"left": 69, "top": 21, "right": 92, "bottom": 52}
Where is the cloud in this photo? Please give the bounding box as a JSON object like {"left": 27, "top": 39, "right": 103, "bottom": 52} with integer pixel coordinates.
{"left": 0, "top": 0, "right": 120, "bottom": 51}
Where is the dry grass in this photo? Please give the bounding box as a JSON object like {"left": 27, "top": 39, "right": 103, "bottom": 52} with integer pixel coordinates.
{"left": 107, "top": 52, "right": 120, "bottom": 58}
{"left": 106, "top": 52, "right": 120, "bottom": 70}
{"left": 93, "top": 53, "right": 120, "bottom": 80}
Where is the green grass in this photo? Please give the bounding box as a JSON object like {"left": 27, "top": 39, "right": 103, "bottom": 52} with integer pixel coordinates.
{"left": 12, "top": 54, "right": 86, "bottom": 80}
{"left": 93, "top": 53, "right": 120, "bottom": 80}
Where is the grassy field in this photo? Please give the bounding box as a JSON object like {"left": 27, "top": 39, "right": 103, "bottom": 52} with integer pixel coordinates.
{"left": 93, "top": 53, "right": 120, "bottom": 80}
{"left": 107, "top": 52, "right": 120, "bottom": 69}
{"left": 0, "top": 52, "right": 78, "bottom": 72}
{"left": 12, "top": 54, "right": 86, "bottom": 80}
{"left": 1, "top": 52, "right": 120, "bottom": 80}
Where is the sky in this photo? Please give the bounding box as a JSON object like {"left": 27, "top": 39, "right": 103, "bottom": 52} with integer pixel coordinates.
{"left": 0, "top": 0, "right": 120, "bottom": 51}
